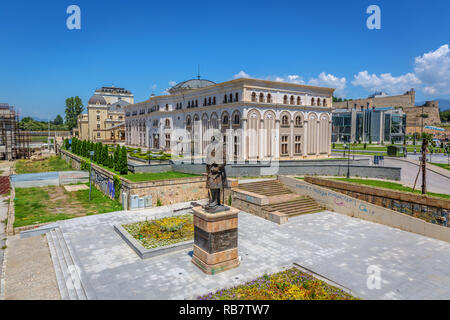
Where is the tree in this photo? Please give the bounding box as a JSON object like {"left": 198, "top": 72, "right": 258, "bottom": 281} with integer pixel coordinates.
{"left": 114, "top": 145, "right": 120, "bottom": 171}
{"left": 53, "top": 115, "right": 64, "bottom": 125}
{"left": 65, "top": 96, "right": 84, "bottom": 131}
{"left": 119, "top": 146, "right": 128, "bottom": 175}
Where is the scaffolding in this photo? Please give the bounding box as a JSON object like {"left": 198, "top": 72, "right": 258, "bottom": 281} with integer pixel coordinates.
{"left": 0, "top": 103, "right": 31, "bottom": 160}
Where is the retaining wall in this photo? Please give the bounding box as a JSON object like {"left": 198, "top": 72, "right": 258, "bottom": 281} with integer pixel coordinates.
{"left": 304, "top": 177, "right": 449, "bottom": 227}
{"left": 60, "top": 149, "right": 208, "bottom": 209}
{"left": 173, "top": 160, "right": 401, "bottom": 180}
{"left": 279, "top": 176, "right": 450, "bottom": 243}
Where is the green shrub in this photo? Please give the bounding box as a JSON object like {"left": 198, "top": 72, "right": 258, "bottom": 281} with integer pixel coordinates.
{"left": 113, "top": 175, "right": 122, "bottom": 200}
{"left": 156, "top": 198, "right": 162, "bottom": 206}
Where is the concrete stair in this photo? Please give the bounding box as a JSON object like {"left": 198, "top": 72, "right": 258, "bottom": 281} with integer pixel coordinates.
{"left": 236, "top": 179, "right": 292, "bottom": 197}
{"left": 232, "top": 179, "right": 325, "bottom": 223}
{"left": 46, "top": 228, "right": 88, "bottom": 300}
{"left": 262, "top": 196, "right": 324, "bottom": 217}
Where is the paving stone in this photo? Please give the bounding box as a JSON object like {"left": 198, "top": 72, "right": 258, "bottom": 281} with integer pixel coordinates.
{"left": 39, "top": 202, "right": 450, "bottom": 300}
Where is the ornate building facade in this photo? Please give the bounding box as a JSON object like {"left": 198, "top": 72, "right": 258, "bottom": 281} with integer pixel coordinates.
{"left": 74, "top": 86, "right": 133, "bottom": 142}
{"left": 125, "top": 78, "right": 334, "bottom": 160}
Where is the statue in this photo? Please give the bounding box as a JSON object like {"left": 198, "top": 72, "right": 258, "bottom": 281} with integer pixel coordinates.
{"left": 203, "top": 130, "right": 229, "bottom": 213}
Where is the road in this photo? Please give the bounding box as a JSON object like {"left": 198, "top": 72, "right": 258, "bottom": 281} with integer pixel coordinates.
{"left": 383, "top": 157, "right": 449, "bottom": 194}
{"left": 332, "top": 153, "right": 449, "bottom": 195}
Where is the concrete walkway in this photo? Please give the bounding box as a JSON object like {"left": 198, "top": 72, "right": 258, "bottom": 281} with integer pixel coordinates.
{"left": 3, "top": 234, "right": 60, "bottom": 300}
{"left": 37, "top": 205, "right": 450, "bottom": 300}
{"left": 0, "top": 196, "right": 8, "bottom": 299}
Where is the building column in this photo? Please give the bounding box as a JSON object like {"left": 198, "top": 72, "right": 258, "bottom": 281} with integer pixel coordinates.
{"left": 303, "top": 120, "right": 308, "bottom": 157}
{"left": 275, "top": 119, "right": 280, "bottom": 159}
{"left": 289, "top": 119, "right": 294, "bottom": 158}
{"left": 241, "top": 119, "right": 247, "bottom": 161}
{"left": 259, "top": 119, "right": 264, "bottom": 160}
{"left": 316, "top": 120, "right": 321, "bottom": 156}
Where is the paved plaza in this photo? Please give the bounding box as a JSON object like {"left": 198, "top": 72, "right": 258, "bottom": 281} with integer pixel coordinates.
{"left": 34, "top": 203, "right": 450, "bottom": 300}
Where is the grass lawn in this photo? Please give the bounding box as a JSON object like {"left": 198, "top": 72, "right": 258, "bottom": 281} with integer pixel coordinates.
{"left": 197, "top": 267, "right": 358, "bottom": 300}
{"left": 332, "top": 178, "right": 450, "bottom": 199}
{"left": 14, "top": 183, "right": 123, "bottom": 228}
{"left": 430, "top": 162, "right": 450, "bottom": 171}
{"left": 15, "top": 156, "right": 73, "bottom": 174}
{"left": 125, "top": 171, "right": 200, "bottom": 182}
{"left": 333, "top": 143, "right": 443, "bottom": 153}
{"left": 122, "top": 214, "right": 194, "bottom": 249}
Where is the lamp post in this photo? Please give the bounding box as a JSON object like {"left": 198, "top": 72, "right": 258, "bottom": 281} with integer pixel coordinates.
{"left": 347, "top": 142, "right": 351, "bottom": 179}
{"left": 89, "top": 150, "right": 94, "bottom": 201}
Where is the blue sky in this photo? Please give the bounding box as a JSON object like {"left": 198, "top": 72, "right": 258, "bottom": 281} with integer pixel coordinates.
{"left": 0, "top": 0, "right": 449, "bottom": 119}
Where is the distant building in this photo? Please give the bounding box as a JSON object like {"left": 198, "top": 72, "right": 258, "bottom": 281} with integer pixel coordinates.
{"left": 332, "top": 88, "right": 441, "bottom": 137}
{"left": 74, "top": 86, "right": 133, "bottom": 142}
{"left": 125, "top": 78, "right": 334, "bottom": 160}
{"left": 332, "top": 107, "right": 406, "bottom": 144}
{"left": 0, "top": 103, "right": 30, "bottom": 160}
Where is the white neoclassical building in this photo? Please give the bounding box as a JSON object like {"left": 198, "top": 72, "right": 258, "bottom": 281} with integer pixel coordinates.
{"left": 124, "top": 78, "right": 334, "bottom": 161}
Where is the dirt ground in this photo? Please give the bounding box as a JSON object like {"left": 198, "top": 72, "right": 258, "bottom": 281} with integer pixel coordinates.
{"left": 47, "top": 186, "right": 87, "bottom": 217}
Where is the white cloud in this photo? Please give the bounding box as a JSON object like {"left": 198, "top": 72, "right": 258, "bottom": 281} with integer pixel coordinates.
{"left": 168, "top": 81, "right": 176, "bottom": 86}
{"left": 351, "top": 71, "right": 421, "bottom": 95}
{"left": 351, "top": 44, "right": 449, "bottom": 97}
{"left": 414, "top": 44, "right": 450, "bottom": 95}
{"left": 233, "top": 70, "right": 250, "bottom": 79}
{"left": 308, "top": 72, "right": 347, "bottom": 97}
{"left": 151, "top": 84, "right": 157, "bottom": 90}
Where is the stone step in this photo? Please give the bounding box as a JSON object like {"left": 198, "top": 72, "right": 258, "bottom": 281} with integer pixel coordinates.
{"left": 238, "top": 180, "right": 293, "bottom": 196}
{"left": 46, "top": 232, "right": 70, "bottom": 300}
{"left": 48, "top": 230, "right": 78, "bottom": 300}
{"left": 53, "top": 228, "right": 87, "bottom": 300}
{"left": 262, "top": 195, "right": 324, "bottom": 217}
{"left": 263, "top": 198, "right": 317, "bottom": 211}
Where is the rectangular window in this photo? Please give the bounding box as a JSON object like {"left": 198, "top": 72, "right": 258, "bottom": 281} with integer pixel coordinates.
{"left": 165, "top": 134, "right": 170, "bottom": 149}
{"left": 294, "top": 135, "right": 302, "bottom": 154}
{"left": 97, "top": 124, "right": 100, "bottom": 129}
{"left": 281, "top": 135, "right": 289, "bottom": 155}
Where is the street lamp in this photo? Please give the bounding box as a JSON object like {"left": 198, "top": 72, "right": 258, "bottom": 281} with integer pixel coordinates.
{"left": 89, "top": 150, "right": 94, "bottom": 201}
{"left": 346, "top": 142, "right": 351, "bottom": 178}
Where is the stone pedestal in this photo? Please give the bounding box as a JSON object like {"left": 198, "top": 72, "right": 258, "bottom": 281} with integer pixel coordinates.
{"left": 191, "top": 205, "right": 240, "bottom": 275}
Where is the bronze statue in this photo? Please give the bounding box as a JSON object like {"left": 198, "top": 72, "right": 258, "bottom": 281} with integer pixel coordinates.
{"left": 203, "top": 130, "right": 228, "bottom": 213}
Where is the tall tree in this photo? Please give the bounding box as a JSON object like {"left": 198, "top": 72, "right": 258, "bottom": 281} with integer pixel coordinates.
{"left": 53, "top": 114, "right": 64, "bottom": 125}
{"left": 65, "top": 96, "right": 84, "bottom": 131}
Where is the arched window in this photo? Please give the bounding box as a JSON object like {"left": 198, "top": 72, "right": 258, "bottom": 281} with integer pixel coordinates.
{"left": 166, "top": 104, "right": 169, "bottom": 110}
{"left": 223, "top": 115, "right": 229, "bottom": 124}
{"left": 323, "top": 99, "right": 327, "bottom": 107}
{"left": 235, "top": 92, "right": 239, "bottom": 102}
{"left": 186, "top": 117, "right": 191, "bottom": 126}
{"left": 317, "top": 98, "right": 321, "bottom": 106}
{"left": 282, "top": 115, "right": 289, "bottom": 126}
{"left": 267, "top": 93, "right": 272, "bottom": 103}
{"left": 195, "top": 100, "right": 198, "bottom": 107}
{"left": 290, "top": 96, "right": 294, "bottom": 104}
{"left": 224, "top": 94, "right": 228, "bottom": 103}
{"left": 213, "top": 97, "right": 216, "bottom": 105}
{"left": 283, "top": 95, "right": 288, "bottom": 104}
{"left": 311, "top": 98, "right": 315, "bottom": 106}
{"left": 259, "top": 93, "right": 264, "bottom": 103}
{"left": 208, "top": 97, "right": 211, "bottom": 105}
{"left": 204, "top": 98, "right": 207, "bottom": 106}
{"left": 188, "top": 101, "right": 191, "bottom": 108}
{"left": 165, "top": 119, "right": 170, "bottom": 127}
{"left": 229, "top": 93, "right": 233, "bottom": 102}
{"left": 251, "top": 92, "right": 256, "bottom": 102}
{"left": 297, "top": 96, "right": 301, "bottom": 105}
{"left": 295, "top": 116, "right": 302, "bottom": 126}
{"left": 233, "top": 113, "right": 240, "bottom": 125}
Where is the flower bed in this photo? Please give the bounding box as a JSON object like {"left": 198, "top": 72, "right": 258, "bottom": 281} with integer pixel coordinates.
{"left": 197, "top": 268, "right": 358, "bottom": 300}
{"left": 122, "top": 214, "right": 194, "bottom": 249}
